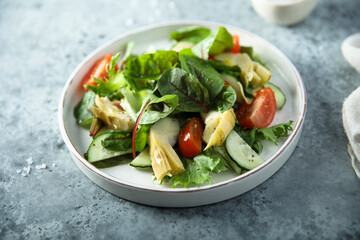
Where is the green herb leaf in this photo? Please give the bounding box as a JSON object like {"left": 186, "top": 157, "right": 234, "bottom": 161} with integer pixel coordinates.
{"left": 170, "top": 26, "right": 211, "bottom": 43}
{"left": 192, "top": 26, "right": 233, "bottom": 60}
{"left": 101, "top": 131, "right": 132, "bottom": 151}
{"left": 215, "top": 85, "right": 237, "bottom": 112}
{"left": 74, "top": 91, "right": 96, "bottom": 127}
{"left": 236, "top": 121, "right": 293, "bottom": 153}
{"left": 124, "top": 50, "right": 179, "bottom": 83}
{"left": 169, "top": 151, "right": 228, "bottom": 188}
{"left": 158, "top": 68, "right": 210, "bottom": 112}
{"left": 179, "top": 54, "right": 224, "bottom": 100}
{"left": 138, "top": 94, "right": 179, "bottom": 124}
{"left": 135, "top": 124, "right": 152, "bottom": 152}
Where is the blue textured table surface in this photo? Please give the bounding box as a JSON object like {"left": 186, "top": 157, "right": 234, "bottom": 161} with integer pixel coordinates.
{"left": 1, "top": 0, "right": 360, "bottom": 239}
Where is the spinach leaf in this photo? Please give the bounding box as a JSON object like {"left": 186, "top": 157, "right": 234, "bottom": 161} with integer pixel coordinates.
{"left": 168, "top": 150, "right": 228, "bottom": 188}
{"left": 158, "top": 68, "right": 210, "bottom": 112}
{"left": 74, "top": 91, "right": 96, "bottom": 127}
{"left": 170, "top": 26, "right": 211, "bottom": 43}
{"left": 138, "top": 94, "right": 179, "bottom": 124}
{"left": 124, "top": 50, "right": 179, "bottom": 82}
{"left": 215, "top": 85, "right": 237, "bottom": 112}
{"left": 135, "top": 124, "right": 152, "bottom": 152}
{"left": 101, "top": 131, "right": 132, "bottom": 151}
{"left": 179, "top": 54, "right": 224, "bottom": 100}
{"left": 236, "top": 121, "right": 293, "bottom": 154}
{"left": 208, "top": 60, "right": 241, "bottom": 78}
{"left": 192, "top": 26, "right": 233, "bottom": 60}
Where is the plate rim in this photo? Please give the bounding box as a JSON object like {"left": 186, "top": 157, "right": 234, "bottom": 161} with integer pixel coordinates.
{"left": 58, "top": 20, "right": 307, "bottom": 193}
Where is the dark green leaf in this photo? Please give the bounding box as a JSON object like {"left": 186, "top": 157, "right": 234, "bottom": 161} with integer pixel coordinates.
{"left": 170, "top": 26, "right": 211, "bottom": 43}
{"left": 138, "top": 94, "right": 179, "bottom": 124}
{"left": 215, "top": 85, "right": 237, "bottom": 112}
{"left": 135, "top": 124, "right": 152, "bottom": 152}
{"left": 158, "top": 68, "right": 210, "bottom": 112}
{"left": 124, "top": 50, "right": 179, "bottom": 82}
{"left": 192, "top": 26, "right": 233, "bottom": 60}
{"left": 74, "top": 91, "right": 96, "bottom": 127}
{"left": 179, "top": 54, "right": 224, "bottom": 100}
{"left": 101, "top": 131, "right": 132, "bottom": 151}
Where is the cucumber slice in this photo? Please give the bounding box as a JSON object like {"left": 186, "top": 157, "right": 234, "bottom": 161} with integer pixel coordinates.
{"left": 86, "top": 133, "right": 132, "bottom": 163}
{"left": 225, "top": 130, "right": 263, "bottom": 170}
{"left": 130, "top": 147, "right": 152, "bottom": 168}
{"left": 264, "top": 82, "right": 286, "bottom": 110}
{"left": 214, "top": 146, "right": 242, "bottom": 175}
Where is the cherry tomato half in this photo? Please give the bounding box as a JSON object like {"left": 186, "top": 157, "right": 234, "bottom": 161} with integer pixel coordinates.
{"left": 82, "top": 54, "right": 113, "bottom": 87}
{"left": 178, "top": 118, "right": 204, "bottom": 158}
{"left": 236, "top": 87, "right": 276, "bottom": 129}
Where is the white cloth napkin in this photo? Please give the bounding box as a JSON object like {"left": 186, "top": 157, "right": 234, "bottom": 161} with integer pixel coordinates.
{"left": 343, "top": 86, "right": 360, "bottom": 178}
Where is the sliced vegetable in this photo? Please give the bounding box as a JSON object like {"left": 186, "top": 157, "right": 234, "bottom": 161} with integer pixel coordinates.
{"left": 231, "top": 35, "right": 241, "bottom": 53}
{"left": 178, "top": 118, "right": 204, "bottom": 157}
{"left": 172, "top": 41, "right": 195, "bottom": 52}
{"left": 90, "top": 95, "right": 135, "bottom": 131}
{"left": 236, "top": 87, "right": 276, "bottom": 129}
{"left": 264, "top": 82, "right": 286, "bottom": 110}
{"left": 130, "top": 147, "right": 152, "bottom": 168}
{"left": 148, "top": 129, "right": 184, "bottom": 181}
{"left": 82, "top": 54, "right": 113, "bottom": 86}
{"left": 150, "top": 117, "right": 180, "bottom": 146}
{"left": 86, "top": 133, "right": 132, "bottom": 163}
{"left": 202, "top": 108, "right": 236, "bottom": 150}
{"left": 214, "top": 146, "right": 242, "bottom": 174}
{"left": 225, "top": 130, "right": 263, "bottom": 170}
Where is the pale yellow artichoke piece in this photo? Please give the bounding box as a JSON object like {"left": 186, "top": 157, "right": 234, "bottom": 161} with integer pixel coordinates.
{"left": 90, "top": 96, "right": 135, "bottom": 131}
{"left": 253, "top": 62, "right": 272, "bottom": 85}
{"left": 148, "top": 129, "right": 184, "bottom": 181}
{"left": 202, "top": 108, "right": 236, "bottom": 151}
{"left": 171, "top": 41, "right": 195, "bottom": 52}
{"left": 221, "top": 74, "right": 252, "bottom": 104}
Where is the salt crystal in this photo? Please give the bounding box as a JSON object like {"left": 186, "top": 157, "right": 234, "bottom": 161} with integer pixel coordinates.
{"left": 52, "top": 163, "right": 56, "bottom": 167}
{"left": 26, "top": 157, "right": 33, "bottom": 165}
{"left": 16, "top": 169, "right": 22, "bottom": 174}
{"left": 21, "top": 173, "right": 27, "bottom": 177}
{"left": 41, "top": 163, "right": 47, "bottom": 169}
{"left": 26, "top": 166, "right": 31, "bottom": 174}
{"left": 23, "top": 167, "right": 28, "bottom": 171}
{"left": 35, "top": 165, "right": 42, "bottom": 170}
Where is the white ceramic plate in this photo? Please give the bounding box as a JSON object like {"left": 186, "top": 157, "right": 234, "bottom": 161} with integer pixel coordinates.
{"left": 58, "top": 21, "right": 306, "bottom": 207}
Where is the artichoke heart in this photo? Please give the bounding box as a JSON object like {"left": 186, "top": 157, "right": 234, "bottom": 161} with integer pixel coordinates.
{"left": 149, "top": 130, "right": 184, "bottom": 181}
{"left": 202, "top": 108, "right": 235, "bottom": 150}
{"left": 90, "top": 95, "right": 135, "bottom": 131}
{"left": 215, "top": 53, "right": 271, "bottom": 88}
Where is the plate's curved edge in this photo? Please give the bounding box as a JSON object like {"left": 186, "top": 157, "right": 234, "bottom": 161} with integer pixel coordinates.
{"left": 58, "top": 21, "right": 307, "bottom": 194}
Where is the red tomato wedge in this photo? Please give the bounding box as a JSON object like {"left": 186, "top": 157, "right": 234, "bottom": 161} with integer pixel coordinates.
{"left": 231, "top": 35, "right": 241, "bottom": 53}
{"left": 82, "top": 54, "right": 113, "bottom": 87}
{"left": 178, "top": 118, "right": 204, "bottom": 158}
{"left": 236, "top": 87, "right": 276, "bottom": 129}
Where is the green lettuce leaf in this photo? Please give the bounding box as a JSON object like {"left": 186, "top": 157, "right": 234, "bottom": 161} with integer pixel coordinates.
{"left": 236, "top": 121, "right": 293, "bottom": 153}
{"left": 169, "top": 151, "right": 229, "bottom": 188}
{"left": 192, "top": 26, "right": 233, "bottom": 60}
{"left": 86, "top": 53, "right": 127, "bottom": 99}
{"left": 179, "top": 54, "right": 224, "bottom": 100}
{"left": 101, "top": 131, "right": 132, "bottom": 151}
{"left": 158, "top": 68, "right": 210, "bottom": 112}
{"left": 138, "top": 94, "right": 179, "bottom": 124}
{"left": 124, "top": 50, "right": 179, "bottom": 85}
{"left": 74, "top": 91, "right": 96, "bottom": 127}
{"left": 215, "top": 85, "right": 237, "bottom": 112}
{"left": 170, "top": 26, "right": 211, "bottom": 43}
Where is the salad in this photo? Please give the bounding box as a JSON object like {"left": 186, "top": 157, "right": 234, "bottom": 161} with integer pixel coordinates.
{"left": 74, "top": 26, "right": 293, "bottom": 188}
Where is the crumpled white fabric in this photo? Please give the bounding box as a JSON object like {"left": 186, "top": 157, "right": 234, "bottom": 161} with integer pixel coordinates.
{"left": 343, "top": 86, "right": 360, "bottom": 178}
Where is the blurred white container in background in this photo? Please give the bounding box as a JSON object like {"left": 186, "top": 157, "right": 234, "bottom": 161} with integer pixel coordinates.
{"left": 342, "top": 33, "right": 360, "bottom": 73}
